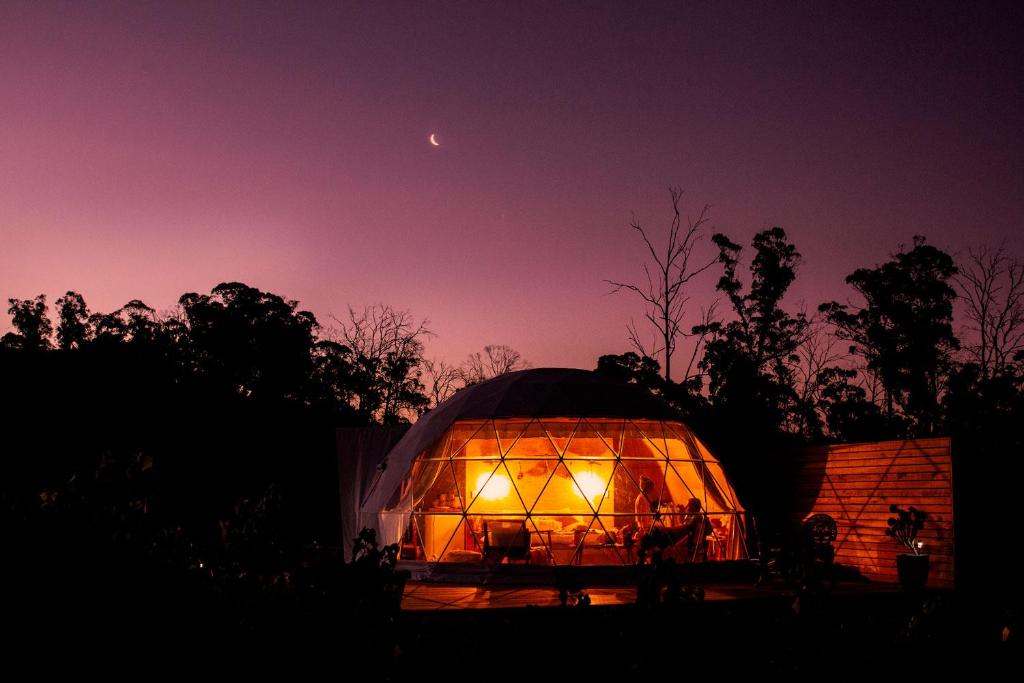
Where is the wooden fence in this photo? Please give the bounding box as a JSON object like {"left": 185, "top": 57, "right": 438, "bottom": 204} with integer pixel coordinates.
{"left": 791, "top": 437, "right": 954, "bottom": 588}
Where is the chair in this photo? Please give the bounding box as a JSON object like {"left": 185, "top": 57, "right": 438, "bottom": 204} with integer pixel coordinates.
{"left": 799, "top": 513, "right": 838, "bottom": 586}
{"left": 482, "top": 518, "right": 531, "bottom": 564}
{"left": 705, "top": 523, "right": 730, "bottom": 560}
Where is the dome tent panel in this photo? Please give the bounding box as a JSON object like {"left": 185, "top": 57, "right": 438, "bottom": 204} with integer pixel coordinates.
{"left": 562, "top": 420, "right": 618, "bottom": 459}
{"left": 501, "top": 420, "right": 561, "bottom": 459}
{"left": 542, "top": 418, "right": 581, "bottom": 455}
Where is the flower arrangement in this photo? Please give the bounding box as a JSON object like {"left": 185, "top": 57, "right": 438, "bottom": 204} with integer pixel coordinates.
{"left": 885, "top": 504, "right": 927, "bottom": 555}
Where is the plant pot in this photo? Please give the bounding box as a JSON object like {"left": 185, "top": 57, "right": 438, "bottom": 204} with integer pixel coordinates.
{"left": 896, "top": 553, "right": 930, "bottom": 591}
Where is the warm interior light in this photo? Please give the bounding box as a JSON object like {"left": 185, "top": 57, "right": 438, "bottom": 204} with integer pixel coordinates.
{"left": 573, "top": 471, "right": 606, "bottom": 503}
{"left": 475, "top": 472, "right": 511, "bottom": 501}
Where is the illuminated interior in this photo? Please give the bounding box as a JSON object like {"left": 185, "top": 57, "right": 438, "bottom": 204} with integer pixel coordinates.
{"left": 382, "top": 417, "right": 747, "bottom": 566}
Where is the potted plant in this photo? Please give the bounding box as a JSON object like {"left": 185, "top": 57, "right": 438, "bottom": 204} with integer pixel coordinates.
{"left": 885, "top": 504, "right": 929, "bottom": 590}
{"left": 347, "top": 528, "right": 411, "bottom": 616}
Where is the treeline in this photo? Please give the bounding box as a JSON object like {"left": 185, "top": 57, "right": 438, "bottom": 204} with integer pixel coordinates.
{"left": 601, "top": 232, "right": 1023, "bottom": 444}
{"left": 2, "top": 233, "right": 1021, "bottom": 587}
{"left": 0, "top": 281, "right": 536, "bottom": 649}
{"left": 0, "top": 282, "right": 524, "bottom": 541}
{"left": 597, "top": 230, "right": 1023, "bottom": 584}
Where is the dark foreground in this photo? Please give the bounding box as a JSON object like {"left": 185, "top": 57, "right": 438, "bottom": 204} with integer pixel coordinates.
{"left": 394, "top": 584, "right": 1020, "bottom": 679}
{"left": 4, "top": 537, "right": 1020, "bottom": 679}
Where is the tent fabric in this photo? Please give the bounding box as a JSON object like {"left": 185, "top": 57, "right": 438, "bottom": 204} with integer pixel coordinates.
{"left": 359, "top": 368, "right": 680, "bottom": 540}
{"left": 337, "top": 425, "right": 409, "bottom": 558}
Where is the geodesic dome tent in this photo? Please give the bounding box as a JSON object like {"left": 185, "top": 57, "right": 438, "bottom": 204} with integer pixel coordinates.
{"left": 358, "top": 368, "right": 747, "bottom": 567}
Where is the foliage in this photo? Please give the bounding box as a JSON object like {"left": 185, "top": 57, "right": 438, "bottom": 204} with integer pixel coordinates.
{"left": 821, "top": 237, "right": 958, "bottom": 435}
{"left": 346, "top": 528, "right": 410, "bottom": 618}
{"left": 596, "top": 351, "right": 665, "bottom": 391}
{"left": 816, "top": 367, "right": 908, "bottom": 441}
{"left": 3, "top": 295, "right": 53, "bottom": 351}
{"left": 595, "top": 352, "right": 708, "bottom": 421}
{"left": 336, "top": 304, "right": 431, "bottom": 423}
{"left": 696, "top": 227, "right": 809, "bottom": 437}
{"left": 55, "top": 291, "right": 90, "bottom": 350}
{"left": 885, "top": 505, "right": 927, "bottom": 555}
{"left": 179, "top": 282, "right": 319, "bottom": 403}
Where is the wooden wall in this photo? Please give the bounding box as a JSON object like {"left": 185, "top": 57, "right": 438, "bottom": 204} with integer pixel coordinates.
{"left": 792, "top": 438, "right": 954, "bottom": 588}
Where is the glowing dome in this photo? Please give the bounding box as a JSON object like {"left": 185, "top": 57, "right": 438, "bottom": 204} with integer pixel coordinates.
{"left": 361, "top": 369, "right": 746, "bottom": 566}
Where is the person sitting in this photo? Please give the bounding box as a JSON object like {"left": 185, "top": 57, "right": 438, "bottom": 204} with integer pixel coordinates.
{"left": 667, "top": 498, "right": 706, "bottom": 561}
{"left": 643, "top": 498, "right": 706, "bottom": 562}
{"left": 634, "top": 475, "right": 659, "bottom": 537}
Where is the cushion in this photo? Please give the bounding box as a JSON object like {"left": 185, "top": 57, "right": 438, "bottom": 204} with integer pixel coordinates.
{"left": 442, "top": 549, "right": 483, "bottom": 563}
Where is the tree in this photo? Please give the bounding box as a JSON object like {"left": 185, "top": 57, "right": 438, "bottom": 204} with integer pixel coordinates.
{"left": 606, "top": 187, "right": 715, "bottom": 382}
{"left": 790, "top": 315, "right": 849, "bottom": 439}
{"left": 460, "top": 344, "right": 529, "bottom": 385}
{"left": 89, "top": 299, "right": 160, "bottom": 346}
{"left": 422, "top": 358, "right": 462, "bottom": 407}
{"left": 595, "top": 352, "right": 664, "bottom": 391}
{"left": 179, "top": 282, "right": 318, "bottom": 403}
{"left": 308, "top": 339, "right": 361, "bottom": 414}
{"left": 3, "top": 295, "right": 53, "bottom": 351}
{"left": 816, "top": 367, "right": 906, "bottom": 442}
{"left": 696, "top": 228, "right": 809, "bottom": 436}
{"left": 55, "top": 291, "right": 90, "bottom": 350}
{"left": 821, "top": 237, "right": 958, "bottom": 435}
{"left": 955, "top": 244, "right": 1024, "bottom": 378}
{"left": 421, "top": 345, "right": 529, "bottom": 408}
{"left": 337, "top": 304, "right": 431, "bottom": 423}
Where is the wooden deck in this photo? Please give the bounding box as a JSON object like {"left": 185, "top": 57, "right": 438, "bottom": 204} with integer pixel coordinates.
{"left": 402, "top": 579, "right": 902, "bottom": 611}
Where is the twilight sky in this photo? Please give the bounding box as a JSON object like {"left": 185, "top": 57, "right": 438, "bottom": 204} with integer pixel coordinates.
{"left": 2, "top": 1, "right": 1022, "bottom": 376}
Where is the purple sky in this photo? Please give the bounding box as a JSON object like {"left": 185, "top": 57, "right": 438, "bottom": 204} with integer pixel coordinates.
{"left": 2, "top": 1, "right": 1022, "bottom": 376}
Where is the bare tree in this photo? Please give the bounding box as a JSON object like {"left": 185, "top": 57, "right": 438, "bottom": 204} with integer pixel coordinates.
{"left": 422, "top": 357, "right": 462, "bottom": 407}
{"left": 955, "top": 244, "right": 1024, "bottom": 378}
{"left": 789, "top": 313, "right": 849, "bottom": 435}
{"left": 334, "top": 304, "right": 432, "bottom": 422}
{"left": 606, "top": 187, "right": 716, "bottom": 382}
{"left": 337, "top": 304, "right": 431, "bottom": 363}
{"left": 792, "top": 317, "right": 846, "bottom": 405}
{"left": 679, "top": 301, "right": 719, "bottom": 385}
{"left": 461, "top": 344, "right": 529, "bottom": 385}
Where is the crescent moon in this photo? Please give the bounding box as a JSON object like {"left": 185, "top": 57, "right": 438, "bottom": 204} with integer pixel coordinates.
{"left": 429, "top": 133, "right": 440, "bottom": 147}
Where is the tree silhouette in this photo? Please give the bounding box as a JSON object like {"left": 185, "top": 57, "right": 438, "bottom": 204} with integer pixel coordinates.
{"left": 422, "top": 357, "right": 463, "bottom": 407}
{"left": 595, "top": 351, "right": 664, "bottom": 391}
{"left": 3, "top": 295, "right": 53, "bottom": 351}
{"left": 816, "top": 366, "right": 902, "bottom": 441}
{"left": 955, "top": 244, "right": 1024, "bottom": 378}
{"left": 336, "top": 304, "right": 430, "bottom": 423}
{"left": 460, "top": 344, "right": 529, "bottom": 385}
{"left": 308, "top": 339, "right": 363, "bottom": 417}
{"left": 179, "top": 282, "right": 318, "bottom": 403}
{"left": 821, "top": 236, "right": 958, "bottom": 435}
{"left": 606, "top": 187, "right": 715, "bottom": 382}
{"left": 696, "top": 228, "right": 808, "bottom": 436}
{"left": 55, "top": 291, "right": 90, "bottom": 350}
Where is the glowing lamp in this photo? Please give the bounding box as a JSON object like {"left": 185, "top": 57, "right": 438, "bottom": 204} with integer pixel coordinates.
{"left": 573, "top": 471, "right": 606, "bottom": 503}
{"left": 475, "top": 472, "right": 511, "bottom": 501}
